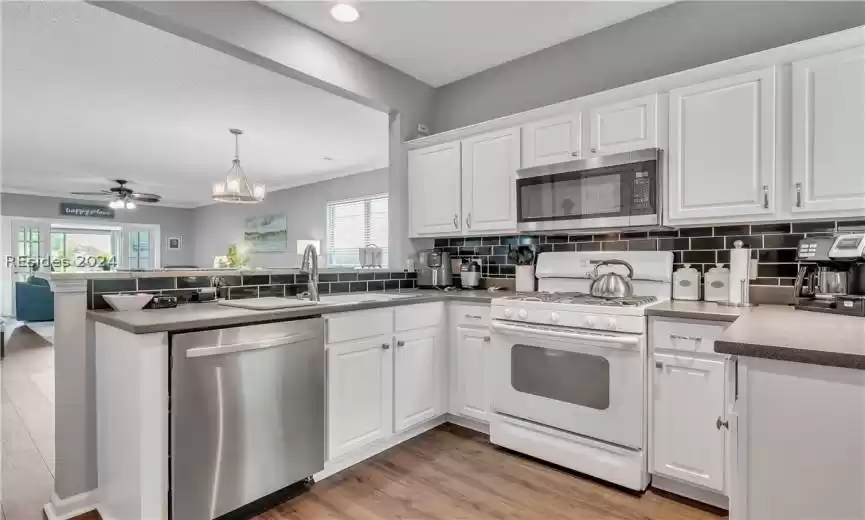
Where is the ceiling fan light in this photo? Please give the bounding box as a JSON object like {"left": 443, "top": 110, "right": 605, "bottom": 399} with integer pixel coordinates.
{"left": 212, "top": 182, "right": 226, "bottom": 196}
{"left": 109, "top": 200, "right": 122, "bottom": 209}
{"left": 125, "top": 201, "right": 136, "bottom": 210}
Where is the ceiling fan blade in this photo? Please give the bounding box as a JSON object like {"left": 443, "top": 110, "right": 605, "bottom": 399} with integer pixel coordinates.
{"left": 70, "top": 191, "right": 112, "bottom": 196}
{"left": 130, "top": 192, "right": 162, "bottom": 203}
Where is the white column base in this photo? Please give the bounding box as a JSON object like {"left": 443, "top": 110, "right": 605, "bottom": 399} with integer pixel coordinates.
{"left": 43, "top": 490, "right": 99, "bottom": 520}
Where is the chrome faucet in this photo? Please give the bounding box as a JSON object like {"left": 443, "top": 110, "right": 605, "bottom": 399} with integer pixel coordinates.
{"left": 299, "top": 243, "right": 320, "bottom": 301}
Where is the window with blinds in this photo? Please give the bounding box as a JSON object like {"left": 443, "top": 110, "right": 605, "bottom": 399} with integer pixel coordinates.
{"left": 326, "top": 194, "right": 388, "bottom": 267}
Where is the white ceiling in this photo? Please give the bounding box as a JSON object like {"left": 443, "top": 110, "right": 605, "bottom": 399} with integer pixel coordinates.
{"left": 265, "top": 1, "right": 672, "bottom": 87}
{"left": 2, "top": 2, "right": 389, "bottom": 208}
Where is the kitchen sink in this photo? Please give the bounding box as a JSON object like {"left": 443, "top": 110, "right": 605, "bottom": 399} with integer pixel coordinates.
{"left": 318, "top": 292, "right": 422, "bottom": 304}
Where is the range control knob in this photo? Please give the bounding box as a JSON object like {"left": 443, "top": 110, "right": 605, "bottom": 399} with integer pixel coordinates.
{"left": 503, "top": 308, "right": 514, "bottom": 318}
{"left": 550, "top": 312, "right": 560, "bottom": 323}
{"left": 518, "top": 309, "right": 528, "bottom": 320}
{"left": 606, "top": 317, "right": 618, "bottom": 330}
{"left": 584, "top": 316, "right": 597, "bottom": 328}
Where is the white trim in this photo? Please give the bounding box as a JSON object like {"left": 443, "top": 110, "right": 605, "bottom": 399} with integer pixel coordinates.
{"left": 406, "top": 25, "right": 865, "bottom": 149}
{"left": 652, "top": 474, "right": 729, "bottom": 510}
{"left": 445, "top": 413, "right": 489, "bottom": 435}
{"left": 43, "top": 490, "right": 99, "bottom": 520}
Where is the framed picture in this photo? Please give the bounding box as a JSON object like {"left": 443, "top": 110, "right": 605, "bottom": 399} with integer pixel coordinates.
{"left": 244, "top": 214, "right": 288, "bottom": 252}
{"left": 167, "top": 237, "right": 182, "bottom": 250}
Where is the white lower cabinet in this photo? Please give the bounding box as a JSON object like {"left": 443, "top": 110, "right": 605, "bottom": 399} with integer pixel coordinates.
{"left": 456, "top": 326, "right": 491, "bottom": 423}
{"left": 327, "top": 334, "right": 393, "bottom": 460}
{"left": 652, "top": 352, "right": 726, "bottom": 492}
{"left": 394, "top": 327, "right": 440, "bottom": 432}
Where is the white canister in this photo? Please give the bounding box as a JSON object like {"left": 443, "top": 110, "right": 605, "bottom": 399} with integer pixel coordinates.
{"left": 515, "top": 265, "right": 536, "bottom": 292}
{"left": 704, "top": 263, "right": 730, "bottom": 302}
{"left": 672, "top": 264, "right": 701, "bottom": 300}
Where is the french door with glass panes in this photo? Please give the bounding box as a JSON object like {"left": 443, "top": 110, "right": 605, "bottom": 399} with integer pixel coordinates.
{"left": 123, "top": 227, "right": 155, "bottom": 270}
{"left": 11, "top": 219, "right": 51, "bottom": 279}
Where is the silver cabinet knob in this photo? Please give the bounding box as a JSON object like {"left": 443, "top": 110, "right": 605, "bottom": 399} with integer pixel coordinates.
{"left": 381, "top": 343, "right": 390, "bottom": 350}
{"left": 483, "top": 336, "right": 491, "bottom": 342}
{"left": 570, "top": 151, "right": 579, "bottom": 157}
{"left": 716, "top": 417, "right": 729, "bottom": 430}
{"left": 452, "top": 213, "right": 459, "bottom": 229}
{"left": 396, "top": 340, "right": 405, "bottom": 347}
{"left": 466, "top": 212, "right": 472, "bottom": 229}
{"left": 795, "top": 182, "right": 802, "bottom": 208}
{"left": 655, "top": 361, "right": 664, "bottom": 369}
{"left": 590, "top": 147, "right": 597, "bottom": 154}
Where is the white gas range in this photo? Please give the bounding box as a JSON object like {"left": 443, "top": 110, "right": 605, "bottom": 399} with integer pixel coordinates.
{"left": 488, "top": 251, "right": 673, "bottom": 491}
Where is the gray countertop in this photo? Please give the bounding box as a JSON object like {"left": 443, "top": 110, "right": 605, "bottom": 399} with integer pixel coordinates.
{"left": 87, "top": 289, "right": 507, "bottom": 334}
{"left": 646, "top": 300, "right": 748, "bottom": 322}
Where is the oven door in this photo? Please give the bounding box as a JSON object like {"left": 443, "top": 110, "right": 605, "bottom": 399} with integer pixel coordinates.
{"left": 516, "top": 150, "right": 658, "bottom": 233}
{"left": 490, "top": 320, "right": 644, "bottom": 449}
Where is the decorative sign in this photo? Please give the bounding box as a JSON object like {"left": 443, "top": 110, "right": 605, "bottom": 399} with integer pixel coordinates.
{"left": 59, "top": 202, "right": 115, "bottom": 219}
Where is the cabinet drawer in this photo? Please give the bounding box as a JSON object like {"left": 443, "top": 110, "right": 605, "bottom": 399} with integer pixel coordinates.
{"left": 326, "top": 308, "right": 394, "bottom": 344}
{"left": 451, "top": 303, "right": 491, "bottom": 328}
{"left": 651, "top": 318, "right": 728, "bottom": 356}
{"left": 394, "top": 302, "right": 444, "bottom": 332}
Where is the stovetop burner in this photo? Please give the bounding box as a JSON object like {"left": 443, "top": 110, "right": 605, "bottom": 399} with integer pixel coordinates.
{"left": 501, "top": 292, "right": 658, "bottom": 307}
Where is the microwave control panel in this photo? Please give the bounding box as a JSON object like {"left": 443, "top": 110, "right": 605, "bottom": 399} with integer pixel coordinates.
{"left": 631, "top": 171, "right": 653, "bottom": 210}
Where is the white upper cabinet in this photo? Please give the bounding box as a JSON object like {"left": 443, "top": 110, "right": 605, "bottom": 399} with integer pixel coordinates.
{"left": 668, "top": 68, "right": 776, "bottom": 222}
{"left": 791, "top": 47, "right": 865, "bottom": 215}
{"left": 589, "top": 94, "right": 658, "bottom": 156}
{"left": 408, "top": 142, "right": 462, "bottom": 236}
{"left": 653, "top": 353, "right": 727, "bottom": 492}
{"left": 393, "top": 328, "right": 440, "bottom": 433}
{"left": 521, "top": 113, "right": 581, "bottom": 167}
{"left": 461, "top": 128, "right": 520, "bottom": 233}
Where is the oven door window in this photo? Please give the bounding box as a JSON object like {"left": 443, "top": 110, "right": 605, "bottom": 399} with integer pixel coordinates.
{"left": 510, "top": 344, "right": 610, "bottom": 410}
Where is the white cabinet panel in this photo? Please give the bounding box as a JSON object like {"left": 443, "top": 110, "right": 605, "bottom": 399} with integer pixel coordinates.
{"left": 461, "top": 128, "right": 520, "bottom": 233}
{"left": 394, "top": 328, "right": 439, "bottom": 432}
{"left": 589, "top": 94, "right": 658, "bottom": 155}
{"left": 456, "top": 327, "right": 490, "bottom": 423}
{"left": 792, "top": 46, "right": 865, "bottom": 215}
{"left": 327, "top": 335, "right": 392, "bottom": 460}
{"left": 408, "top": 142, "right": 462, "bottom": 236}
{"left": 652, "top": 353, "right": 726, "bottom": 492}
{"left": 668, "top": 68, "right": 776, "bottom": 221}
{"left": 521, "top": 114, "right": 581, "bottom": 167}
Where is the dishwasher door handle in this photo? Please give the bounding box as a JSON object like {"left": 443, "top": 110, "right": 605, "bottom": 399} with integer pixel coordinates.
{"left": 186, "top": 333, "right": 316, "bottom": 358}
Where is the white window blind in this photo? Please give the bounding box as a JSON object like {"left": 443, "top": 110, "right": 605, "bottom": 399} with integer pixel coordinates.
{"left": 326, "top": 194, "right": 388, "bottom": 267}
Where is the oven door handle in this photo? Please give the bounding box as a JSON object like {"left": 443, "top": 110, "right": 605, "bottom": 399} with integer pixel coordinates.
{"left": 491, "top": 321, "right": 640, "bottom": 347}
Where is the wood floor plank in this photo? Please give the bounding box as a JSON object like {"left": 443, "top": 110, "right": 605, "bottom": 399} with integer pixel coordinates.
{"left": 257, "top": 425, "right": 726, "bottom": 520}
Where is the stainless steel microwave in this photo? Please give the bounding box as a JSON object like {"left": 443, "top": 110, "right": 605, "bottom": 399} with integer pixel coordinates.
{"left": 516, "top": 148, "right": 661, "bottom": 233}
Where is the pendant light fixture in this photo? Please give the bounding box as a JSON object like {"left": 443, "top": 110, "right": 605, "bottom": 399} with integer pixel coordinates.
{"left": 212, "top": 128, "right": 266, "bottom": 203}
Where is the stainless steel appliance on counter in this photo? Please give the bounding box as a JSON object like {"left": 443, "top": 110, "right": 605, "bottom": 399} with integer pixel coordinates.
{"left": 460, "top": 260, "right": 482, "bottom": 289}
{"left": 417, "top": 249, "right": 453, "bottom": 288}
{"left": 794, "top": 233, "right": 865, "bottom": 316}
{"left": 171, "top": 318, "right": 325, "bottom": 520}
{"left": 516, "top": 148, "right": 661, "bottom": 233}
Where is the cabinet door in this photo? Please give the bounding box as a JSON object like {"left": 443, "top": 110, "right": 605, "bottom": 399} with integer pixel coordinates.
{"left": 456, "top": 327, "right": 490, "bottom": 423}
{"left": 653, "top": 353, "right": 726, "bottom": 492}
{"left": 792, "top": 47, "right": 865, "bottom": 215}
{"left": 394, "top": 328, "right": 439, "bottom": 432}
{"left": 668, "top": 68, "right": 776, "bottom": 221}
{"left": 462, "top": 128, "right": 520, "bottom": 233}
{"left": 589, "top": 94, "right": 658, "bottom": 156}
{"left": 521, "top": 114, "right": 581, "bottom": 167}
{"left": 327, "top": 335, "right": 393, "bottom": 460}
{"left": 408, "top": 142, "right": 462, "bottom": 236}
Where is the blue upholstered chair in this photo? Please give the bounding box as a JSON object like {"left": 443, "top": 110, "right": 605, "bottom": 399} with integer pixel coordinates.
{"left": 15, "top": 277, "right": 55, "bottom": 322}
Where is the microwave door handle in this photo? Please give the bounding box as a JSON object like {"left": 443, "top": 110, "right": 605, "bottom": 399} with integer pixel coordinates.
{"left": 491, "top": 321, "right": 639, "bottom": 347}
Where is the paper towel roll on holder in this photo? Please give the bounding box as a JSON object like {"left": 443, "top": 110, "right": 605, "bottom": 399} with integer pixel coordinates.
{"left": 716, "top": 240, "right": 759, "bottom": 307}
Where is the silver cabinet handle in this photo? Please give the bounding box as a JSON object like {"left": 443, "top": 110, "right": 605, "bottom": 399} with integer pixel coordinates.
{"left": 465, "top": 314, "right": 482, "bottom": 320}
{"left": 381, "top": 343, "right": 390, "bottom": 350}
{"left": 452, "top": 214, "right": 458, "bottom": 229}
{"left": 655, "top": 361, "right": 664, "bottom": 369}
{"left": 763, "top": 185, "right": 769, "bottom": 209}
{"left": 670, "top": 334, "right": 701, "bottom": 342}
{"left": 396, "top": 340, "right": 405, "bottom": 347}
{"left": 483, "top": 336, "right": 491, "bottom": 342}
{"left": 590, "top": 147, "right": 597, "bottom": 154}
{"left": 716, "top": 417, "right": 729, "bottom": 430}
{"left": 466, "top": 212, "right": 472, "bottom": 229}
{"left": 570, "top": 151, "right": 579, "bottom": 157}
{"left": 795, "top": 182, "right": 802, "bottom": 208}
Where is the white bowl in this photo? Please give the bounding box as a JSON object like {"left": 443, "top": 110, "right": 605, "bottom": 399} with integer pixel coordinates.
{"left": 103, "top": 293, "right": 153, "bottom": 312}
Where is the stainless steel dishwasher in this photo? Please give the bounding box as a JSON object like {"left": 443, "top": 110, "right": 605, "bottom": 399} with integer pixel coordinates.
{"left": 171, "top": 318, "right": 325, "bottom": 520}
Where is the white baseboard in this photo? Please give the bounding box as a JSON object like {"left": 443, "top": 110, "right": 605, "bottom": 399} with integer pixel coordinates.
{"left": 651, "top": 474, "right": 729, "bottom": 510}
{"left": 43, "top": 490, "right": 99, "bottom": 520}
{"left": 445, "top": 413, "right": 489, "bottom": 435}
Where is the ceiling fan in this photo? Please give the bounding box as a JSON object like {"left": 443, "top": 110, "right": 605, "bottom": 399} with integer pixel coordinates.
{"left": 70, "top": 179, "right": 162, "bottom": 209}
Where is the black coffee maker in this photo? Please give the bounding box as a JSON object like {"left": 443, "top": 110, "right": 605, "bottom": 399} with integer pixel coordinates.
{"left": 794, "top": 233, "right": 865, "bottom": 316}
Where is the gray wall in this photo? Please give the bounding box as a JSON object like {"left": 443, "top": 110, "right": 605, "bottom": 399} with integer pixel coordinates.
{"left": 432, "top": 1, "right": 865, "bottom": 132}
{"left": 0, "top": 193, "right": 196, "bottom": 265}
{"left": 193, "top": 168, "right": 388, "bottom": 268}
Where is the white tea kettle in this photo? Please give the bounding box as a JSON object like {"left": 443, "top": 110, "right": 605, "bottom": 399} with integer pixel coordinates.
{"left": 589, "top": 260, "right": 635, "bottom": 298}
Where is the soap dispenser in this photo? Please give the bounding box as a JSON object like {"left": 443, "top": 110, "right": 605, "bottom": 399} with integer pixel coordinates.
{"left": 673, "top": 264, "right": 701, "bottom": 300}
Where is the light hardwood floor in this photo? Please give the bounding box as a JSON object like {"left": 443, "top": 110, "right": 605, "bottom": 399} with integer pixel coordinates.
{"left": 2, "top": 324, "right": 56, "bottom": 520}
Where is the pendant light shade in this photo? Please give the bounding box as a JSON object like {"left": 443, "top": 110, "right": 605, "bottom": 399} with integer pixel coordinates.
{"left": 212, "top": 129, "right": 266, "bottom": 203}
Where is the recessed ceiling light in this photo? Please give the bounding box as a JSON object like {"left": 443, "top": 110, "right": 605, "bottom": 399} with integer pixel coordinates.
{"left": 322, "top": 156, "right": 334, "bottom": 161}
{"left": 330, "top": 3, "right": 359, "bottom": 23}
